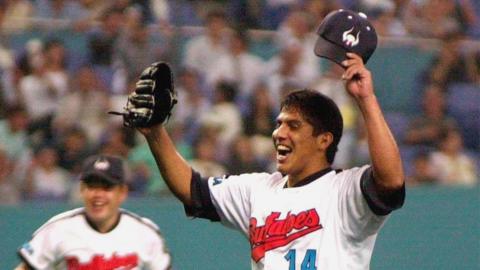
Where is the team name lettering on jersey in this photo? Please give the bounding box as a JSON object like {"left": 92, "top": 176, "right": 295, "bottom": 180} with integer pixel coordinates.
{"left": 65, "top": 253, "right": 138, "bottom": 270}
{"left": 249, "top": 209, "right": 323, "bottom": 261}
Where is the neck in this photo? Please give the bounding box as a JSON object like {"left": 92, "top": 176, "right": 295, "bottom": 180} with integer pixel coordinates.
{"left": 287, "top": 164, "right": 332, "bottom": 187}
{"left": 86, "top": 212, "right": 121, "bottom": 233}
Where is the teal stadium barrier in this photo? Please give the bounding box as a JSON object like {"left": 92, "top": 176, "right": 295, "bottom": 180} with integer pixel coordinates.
{"left": 1, "top": 186, "right": 478, "bottom": 269}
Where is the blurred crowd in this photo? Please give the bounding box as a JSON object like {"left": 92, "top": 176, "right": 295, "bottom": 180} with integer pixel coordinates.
{"left": 0, "top": 0, "right": 478, "bottom": 205}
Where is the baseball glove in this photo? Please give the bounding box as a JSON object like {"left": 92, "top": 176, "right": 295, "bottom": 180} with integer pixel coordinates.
{"left": 109, "top": 62, "right": 177, "bottom": 128}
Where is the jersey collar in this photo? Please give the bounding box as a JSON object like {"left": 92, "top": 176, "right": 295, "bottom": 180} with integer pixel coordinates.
{"left": 284, "top": 167, "right": 334, "bottom": 188}
{"left": 84, "top": 212, "right": 122, "bottom": 233}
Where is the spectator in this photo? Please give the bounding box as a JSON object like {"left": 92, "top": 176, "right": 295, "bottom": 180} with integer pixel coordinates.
{"left": 241, "top": 82, "right": 277, "bottom": 162}
{"left": 260, "top": 0, "right": 298, "bottom": 29}
{"left": 303, "top": 0, "right": 339, "bottom": 23}
{"left": 0, "top": 104, "right": 30, "bottom": 161}
{"left": 173, "top": 68, "right": 211, "bottom": 119}
{"left": 421, "top": 32, "right": 479, "bottom": 88}
{"left": 128, "top": 124, "right": 193, "bottom": 197}
{"left": 429, "top": 128, "right": 477, "bottom": 186}
{"left": 24, "top": 145, "right": 72, "bottom": 201}
{"left": 53, "top": 65, "right": 111, "bottom": 144}
{"left": 56, "top": 126, "right": 91, "bottom": 174}
{"left": 115, "top": 9, "right": 169, "bottom": 92}
{"left": 404, "top": 84, "right": 457, "bottom": 148}
{"left": 274, "top": 9, "right": 321, "bottom": 86}
{"left": 407, "top": 150, "right": 436, "bottom": 186}
{"left": 35, "top": 0, "right": 88, "bottom": 22}
{"left": 312, "top": 63, "right": 358, "bottom": 168}
{"left": 265, "top": 45, "right": 302, "bottom": 106}
{"left": 225, "top": 135, "right": 267, "bottom": 175}
{"left": 0, "top": 0, "right": 34, "bottom": 34}
{"left": 206, "top": 27, "right": 267, "bottom": 99}
{"left": 149, "top": 0, "right": 171, "bottom": 24}
{"left": 0, "top": 104, "right": 32, "bottom": 194}
{"left": 77, "top": 0, "right": 112, "bottom": 22}
{"left": 18, "top": 40, "right": 61, "bottom": 125}
{"left": 228, "top": 0, "right": 263, "bottom": 28}
{"left": 182, "top": 9, "right": 231, "bottom": 79}
{"left": 198, "top": 81, "right": 242, "bottom": 158}
{"left": 0, "top": 81, "right": 5, "bottom": 118}
{"left": 97, "top": 125, "right": 133, "bottom": 158}
{"left": 43, "top": 39, "right": 69, "bottom": 96}
{"left": 189, "top": 133, "right": 226, "bottom": 177}
{"left": 243, "top": 82, "right": 277, "bottom": 137}
{"left": 0, "top": 43, "right": 16, "bottom": 109}
{"left": 86, "top": 7, "right": 125, "bottom": 91}
{"left": 364, "top": 0, "right": 407, "bottom": 36}
{"left": 128, "top": 139, "right": 163, "bottom": 197}
{"left": 0, "top": 146, "right": 21, "bottom": 205}
{"left": 171, "top": 68, "right": 211, "bottom": 144}
{"left": 403, "top": 0, "right": 477, "bottom": 38}
{"left": 166, "top": 0, "right": 201, "bottom": 26}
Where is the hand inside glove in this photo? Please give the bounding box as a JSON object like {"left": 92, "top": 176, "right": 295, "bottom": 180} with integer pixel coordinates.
{"left": 109, "top": 62, "right": 177, "bottom": 128}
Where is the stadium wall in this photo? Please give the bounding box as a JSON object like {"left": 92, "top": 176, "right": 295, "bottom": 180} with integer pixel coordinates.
{"left": 1, "top": 186, "right": 478, "bottom": 269}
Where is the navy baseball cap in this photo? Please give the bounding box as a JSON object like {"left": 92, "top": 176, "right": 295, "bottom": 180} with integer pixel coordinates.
{"left": 80, "top": 155, "right": 126, "bottom": 185}
{"left": 314, "top": 9, "right": 377, "bottom": 66}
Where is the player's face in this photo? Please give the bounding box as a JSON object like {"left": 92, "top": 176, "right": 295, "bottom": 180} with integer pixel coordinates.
{"left": 272, "top": 109, "right": 328, "bottom": 182}
{"left": 80, "top": 181, "right": 127, "bottom": 232}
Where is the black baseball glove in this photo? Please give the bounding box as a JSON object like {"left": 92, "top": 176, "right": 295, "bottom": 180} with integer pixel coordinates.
{"left": 110, "top": 62, "right": 177, "bottom": 128}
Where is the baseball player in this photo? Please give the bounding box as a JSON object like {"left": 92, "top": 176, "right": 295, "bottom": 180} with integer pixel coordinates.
{"left": 115, "top": 9, "right": 405, "bottom": 270}
{"left": 16, "top": 155, "right": 172, "bottom": 270}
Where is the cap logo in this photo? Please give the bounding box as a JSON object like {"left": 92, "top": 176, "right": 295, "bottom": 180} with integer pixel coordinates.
{"left": 94, "top": 159, "right": 110, "bottom": 171}
{"left": 342, "top": 27, "right": 360, "bottom": 47}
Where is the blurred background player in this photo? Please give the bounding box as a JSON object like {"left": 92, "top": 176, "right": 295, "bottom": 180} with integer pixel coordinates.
{"left": 16, "top": 154, "right": 171, "bottom": 270}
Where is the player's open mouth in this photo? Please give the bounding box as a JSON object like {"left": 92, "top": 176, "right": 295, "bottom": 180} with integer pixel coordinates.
{"left": 277, "top": 145, "right": 292, "bottom": 161}
{"left": 92, "top": 201, "right": 106, "bottom": 209}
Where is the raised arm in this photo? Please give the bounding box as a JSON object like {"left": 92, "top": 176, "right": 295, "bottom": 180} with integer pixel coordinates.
{"left": 109, "top": 62, "right": 195, "bottom": 206}
{"left": 342, "top": 53, "right": 404, "bottom": 191}
{"left": 139, "top": 125, "right": 193, "bottom": 205}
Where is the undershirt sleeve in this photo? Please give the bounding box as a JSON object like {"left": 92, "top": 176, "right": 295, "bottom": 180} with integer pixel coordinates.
{"left": 184, "top": 169, "right": 220, "bottom": 221}
{"left": 360, "top": 167, "right": 406, "bottom": 216}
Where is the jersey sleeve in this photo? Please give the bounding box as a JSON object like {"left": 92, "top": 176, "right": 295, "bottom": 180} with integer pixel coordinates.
{"left": 144, "top": 228, "right": 172, "bottom": 270}
{"left": 337, "top": 166, "right": 388, "bottom": 238}
{"left": 185, "top": 169, "right": 271, "bottom": 234}
{"left": 17, "top": 223, "right": 59, "bottom": 270}
{"left": 205, "top": 172, "right": 270, "bottom": 234}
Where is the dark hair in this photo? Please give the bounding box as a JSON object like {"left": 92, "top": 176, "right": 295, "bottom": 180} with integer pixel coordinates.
{"left": 44, "top": 38, "right": 63, "bottom": 52}
{"left": 205, "top": 9, "right": 227, "bottom": 22}
{"left": 231, "top": 27, "right": 250, "bottom": 47}
{"left": 215, "top": 81, "right": 237, "bottom": 102}
{"left": 5, "top": 104, "right": 27, "bottom": 118}
{"left": 280, "top": 89, "right": 343, "bottom": 164}
{"left": 101, "top": 7, "right": 124, "bottom": 21}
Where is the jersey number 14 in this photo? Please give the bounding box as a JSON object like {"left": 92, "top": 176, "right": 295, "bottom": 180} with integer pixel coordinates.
{"left": 284, "top": 249, "right": 317, "bottom": 270}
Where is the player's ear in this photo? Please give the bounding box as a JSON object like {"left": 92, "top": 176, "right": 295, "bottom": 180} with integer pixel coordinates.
{"left": 316, "top": 132, "right": 333, "bottom": 151}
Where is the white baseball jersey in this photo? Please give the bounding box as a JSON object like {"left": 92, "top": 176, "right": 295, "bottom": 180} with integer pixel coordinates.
{"left": 18, "top": 208, "right": 171, "bottom": 270}
{"left": 188, "top": 165, "right": 404, "bottom": 270}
